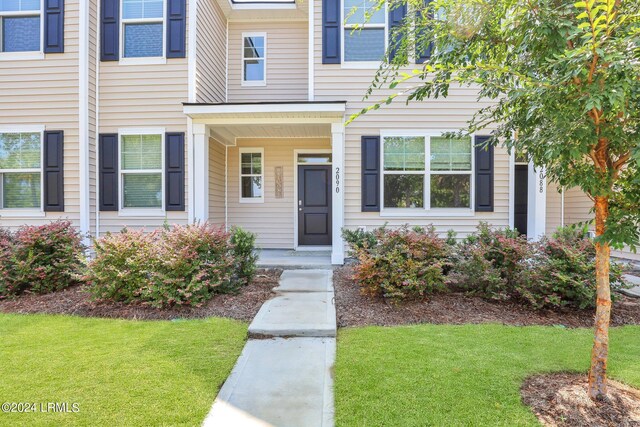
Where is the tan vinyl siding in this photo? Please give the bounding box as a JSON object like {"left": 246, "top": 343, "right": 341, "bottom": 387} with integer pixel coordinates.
{"left": 196, "top": 0, "right": 227, "bottom": 103}
{"left": 209, "top": 138, "right": 226, "bottom": 224}
{"left": 313, "top": 0, "right": 507, "bottom": 237}
{"left": 227, "top": 21, "right": 308, "bottom": 102}
{"left": 227, "top": 138, "right": 331, "bottom": 248}
{"left": 97, "top": 4, "right": 191, "bottom": 233}
{"left": 0, "top": 0, "right": 80, "bottom": 230}
{"left": 546, "top": 182, "right": 563, "bottom": 235}
{"left": 563, "top": 186, "right": 592, "bottom": 225}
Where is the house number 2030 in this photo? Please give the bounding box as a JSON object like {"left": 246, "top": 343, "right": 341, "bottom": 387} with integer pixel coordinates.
{"left": 335, "top": 167, "right": 340, "bottom": 193}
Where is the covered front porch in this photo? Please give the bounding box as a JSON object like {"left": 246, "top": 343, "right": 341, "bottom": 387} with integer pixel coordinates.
{"left": 183, "top": 101, "right": 347, "bottom": 265}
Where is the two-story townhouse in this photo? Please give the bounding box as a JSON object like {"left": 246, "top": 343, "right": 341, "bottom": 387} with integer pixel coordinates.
{"left": 0, "top": 0, "right": 636, "bottom": 264}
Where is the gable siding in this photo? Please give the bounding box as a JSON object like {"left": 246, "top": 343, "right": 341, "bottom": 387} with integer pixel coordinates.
{"left": 312, "top": 0, "right": 508, "bottom": 238}
{"left": 227, "top": 21, "right": 308, "bottom": 102}
{"left": 0, "top": 0, "right": 80, "bottom": 230}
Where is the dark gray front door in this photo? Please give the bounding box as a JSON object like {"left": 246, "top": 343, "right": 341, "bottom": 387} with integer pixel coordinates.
{"left": 298, "top": 165, "right": 332, "bottom": 246}
{"left": 514, "top": 165, "right": 528, "bottom": 236}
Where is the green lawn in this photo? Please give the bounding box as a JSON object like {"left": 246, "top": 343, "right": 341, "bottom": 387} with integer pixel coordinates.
{"left": 336, "top": 324, "right": 640, "bottom": 426}
{"left": 0, "top": 314, "right": 247, "bottom": 427}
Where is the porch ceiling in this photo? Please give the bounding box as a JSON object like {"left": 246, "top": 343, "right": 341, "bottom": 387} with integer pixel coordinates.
{"left": 209, "top": 123, "right": 331, "bottom": 145}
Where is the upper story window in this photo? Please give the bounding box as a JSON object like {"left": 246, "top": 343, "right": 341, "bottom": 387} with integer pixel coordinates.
{"left": 343, "top": 0, "right": 386, "bottom": 62}
{"left": 382, "top": 134, "right": 472, "bottom": 210}
{"left": 242, "top": 33, "right": 266, "bottom": 86}
{"left": 0, "top": 132, "right": 42, "bottom": 210}
{"left": 239, "top": 148, "right": 264, "bottom": 203}
{"left": 122, "top": 0, "right": 164, "bottom": 58}
{"left": 0, "top": 0, "right": 41, "bottom": 53}
{"left": 120, "top": 133, "right": 163, "bottom": 209}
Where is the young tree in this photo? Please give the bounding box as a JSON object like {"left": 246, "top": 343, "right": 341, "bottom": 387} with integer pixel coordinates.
{"left": 353, "top": 0, "right": 640, "bottom": 400}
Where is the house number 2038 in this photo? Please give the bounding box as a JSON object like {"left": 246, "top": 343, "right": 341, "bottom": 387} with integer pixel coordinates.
{"left": 335, "top": 167, "right": 340, "bottom": 193}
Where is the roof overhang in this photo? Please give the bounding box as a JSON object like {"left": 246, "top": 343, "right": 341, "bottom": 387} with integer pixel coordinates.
{"left": 183, "top": 101, "right": 347, "bottom": 125}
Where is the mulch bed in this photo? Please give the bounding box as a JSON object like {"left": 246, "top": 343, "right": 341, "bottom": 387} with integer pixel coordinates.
{"left": 334, "top": 266, "right": 640, "bottom": 328}
{"left": 521, "top": 373, "right": 640, "bottom": 426}
{"left": 0, "top": 269, "right": 282, "bottom": 322}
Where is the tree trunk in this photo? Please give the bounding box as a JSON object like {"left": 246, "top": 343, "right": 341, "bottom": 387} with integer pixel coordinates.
{"left": 588, "top": 196, "right": 611, "bottom": 401}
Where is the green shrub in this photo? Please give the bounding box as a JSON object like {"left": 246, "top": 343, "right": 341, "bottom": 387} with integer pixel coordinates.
{"left": 230, "top": 226, "right": 258, "bottom": 285}
{"left": 342, "top": 227, "right": 378, "bottom": 256}
{"left": 87, "top": 224, "right": 256, "bottom": 308}
{"left": 0, "top": 221, "right": 86, "bottom": 298}
{"left": 350, "top": 226, "right": 448, "bottom": 302}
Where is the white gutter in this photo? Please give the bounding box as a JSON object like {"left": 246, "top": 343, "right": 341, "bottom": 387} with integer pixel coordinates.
{"left": 95, "top": 0, "right": 101, "bottom": 238}
{"left": 308, "top": 0, "right": 314, "bottom": 101}
{"left": 183, "top": 102, "right": 347, "bottom": 115}
{"left": 79, "top": 0, "right": 90, "bottom": 243}
{"left": 188, "top": 0, "right": 197, "bottom": 102}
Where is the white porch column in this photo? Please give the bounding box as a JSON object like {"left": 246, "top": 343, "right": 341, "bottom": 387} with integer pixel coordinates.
{"left": 527, "top": 163, "right": 547, "bottom": 240}
{"left": 192, "top": 124, "right": 209, "bottom": 223}
{"left": 331, "top": 122, "right": 345, "bottom": 265}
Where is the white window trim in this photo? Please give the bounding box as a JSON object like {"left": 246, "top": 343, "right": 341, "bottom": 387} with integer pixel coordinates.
{"left": 239, "top": 147, "right": 264, "bottom": 203}
{"left": 0, "top": 129, "right": 45, "bottom": 214}
{"left": 341, "top": 0, "right": 388, "bottom": 68}
{"left": 117, "top": 128, "right": 166, "bottom": 216}
{"left": 119, "top": 0, "right": 167, "bottom": 65}
{"left": 0, "top": 2, "right": 45, "bottom": 61}
{"left": 379, "top": 130, "right": 475, "bottom": 217}
{"left": 241, "top": 32, "right": 267, "bottom": 87}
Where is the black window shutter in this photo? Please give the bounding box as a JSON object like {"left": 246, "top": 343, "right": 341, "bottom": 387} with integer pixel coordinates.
{"left": 416, "top": 0, "right": 433, "bottom": 64}
{"left": 43, "top": 131, "right": 64, "bottom": 212}
{"left": 388, "top": 3, "right": 407, "bottom": 63}
{"left": 101, "top": 0, "right": 119, "bottom": 61}
{"left": 166, "top": 0, "right": 186, "bottom": 58}
{"left": 474, "top": 135, "right": 494, "bottom": 212}
{"left": 44, "top": 0, "right": 64, "bottom": 53}
{"left": 165, "top": 132, "right": 185, "bottom": 211}
{"left": 322, "top": 0, "right": 340, "bottom": 64}
{"left": 361, "top": 136, "right": 381, "bottom": 212}
{"left": 99, "top": 134, "right": 119, "bottom": 211}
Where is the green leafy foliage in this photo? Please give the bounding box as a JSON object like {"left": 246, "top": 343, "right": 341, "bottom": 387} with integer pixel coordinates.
{"left": 86, "top": 224, "right": 257, "bottom": 308}
{"left": 348, "top": 226, "right": 449, "bottom": 302}
{"left": 0, "top": 222, "right": 86, "bottom": 297}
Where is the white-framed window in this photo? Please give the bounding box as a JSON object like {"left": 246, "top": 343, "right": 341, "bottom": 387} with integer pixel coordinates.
{"left": 0, "top": 130, "right": 43, "bottom": 210}
{"left": 242, "top": 33, "right": 266, "bottom": 86}
{"left": 239, "top": 148, "right": 264, "bottom": 203}
{"left": 0, "top": 0, "right": 42, "bottom": 55}
{"left": 342, "top": 0, "right": 387, "bottom": 63}
{"left": 121, "top": 0, "right": 165, "bottom": 60}
{"left": 119, "top": 130, "right": 164, "bottom": 211}
{"left": 381, "top": 133, "right": 473, "bottom": 211}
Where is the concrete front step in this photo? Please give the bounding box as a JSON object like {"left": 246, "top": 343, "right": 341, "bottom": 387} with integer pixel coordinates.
{"left": 248, "top": 292, "right": 336, "bottom": 338}
{"left": 622, "top": 274, "right": 640, "bottom": 298}
{"left": 203, "top": 337, "right": 335, "bottom": 427}
{"left": 275, "top": 270, "right": 334, "bottom": 293}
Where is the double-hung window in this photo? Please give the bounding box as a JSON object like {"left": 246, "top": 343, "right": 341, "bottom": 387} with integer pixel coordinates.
{"left": 343, "top": 0, "right": 386, "bottom": 62}
{"left": 242, "top": 33, "right": 266, "bottom": 85}
{"left": 122, "top": 0, "right": 164, "bottom": 58}
{"left": 0, "top": 0, "right": 41, "bottom": 53}
{"left": 120, "top": 133, "right": 163, "bottom": 210}
{"left": 382, "top": 134, "right": 473, "bottom": 211}
{"left": 0, "top": 132, "right": 42, "bottom": 210}
{"left": 239, "top": 149, "right": 263, "bottom": 202}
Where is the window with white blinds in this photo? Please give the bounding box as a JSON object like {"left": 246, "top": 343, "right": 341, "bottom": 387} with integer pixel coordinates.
{"left": 0, "top": 132, "right": 41, "bottom": 209}
{"left": 120, "top": 133, "right": 163, "bottom": 209}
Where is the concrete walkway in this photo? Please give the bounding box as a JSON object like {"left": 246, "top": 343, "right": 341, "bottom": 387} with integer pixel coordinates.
{"left": 203, "top": 270, "right": 336, "bottom": 427}
{"left": 622, "top": 274, "right": 640, "bottom": 298}
{"left": 257, "top": 250, "right": 333, "bottom": 269}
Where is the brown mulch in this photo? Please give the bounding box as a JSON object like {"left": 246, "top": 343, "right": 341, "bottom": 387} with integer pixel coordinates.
{"left": 0, "top": 269, "right": 282, "bottom": 322}
{"left": 521, "top": 373, "right": 640, "bottom": 426}
{"left": 334, "top": 266, "right": 640, "bottom": 328}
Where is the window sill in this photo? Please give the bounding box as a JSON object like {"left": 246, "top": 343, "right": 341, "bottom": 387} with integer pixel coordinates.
{"left": 241, "top": 81, "right": 266, "bottom": 87}
{"left": 118, "top": 209, "right": 166, "bottom": 218}
{"left": 0, "top": 51, "right": 45, "bottom": 61}
{"left": 119, "top": 57, "right": 167, "bottom": 66}
{"left": 341, "top": 61, "right": 382, "bottom": 70}
{"left": 380, "top": 209, "right": 475, "bottom": 218}
{"left": 239, "top": 198, "right": 264, "bottom": 204}
{"left": 0, "top": 210, "right": 46, "bottom": 218}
